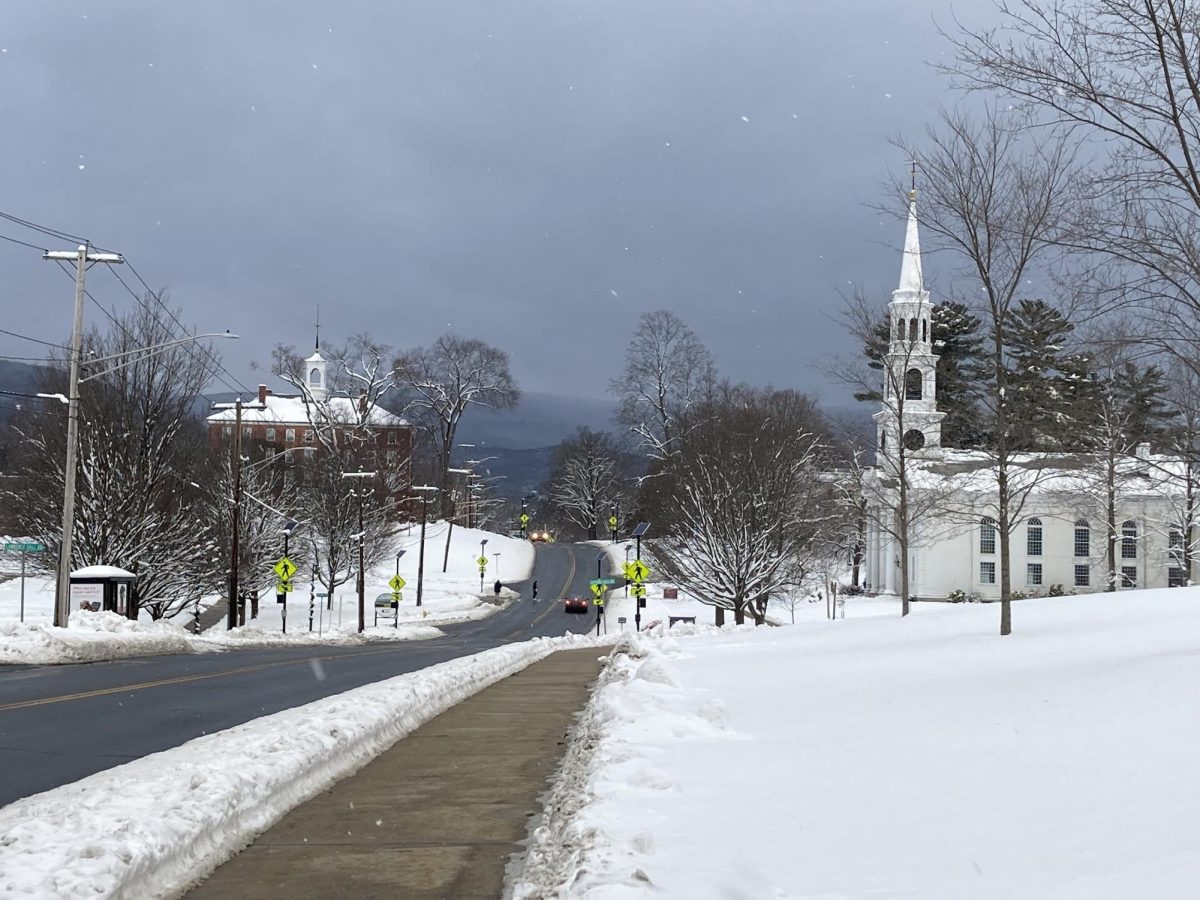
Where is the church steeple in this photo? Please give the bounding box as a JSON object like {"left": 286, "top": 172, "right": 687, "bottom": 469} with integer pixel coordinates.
{"left": 873, "top": 186, "right": 944, "bottom": 459}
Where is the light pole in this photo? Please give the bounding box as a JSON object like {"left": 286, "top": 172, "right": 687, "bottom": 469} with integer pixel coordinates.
{"left": 413, "top": 485, "right": 439, "bottom": 607}
{"left": 493, "top": 552, "right": 501, "bottom": 582}
{"left": 280, "top": 519, "right": 299, "bottom": 633}
{"left": 632, "top": 522, "right": 650, "bottom": 632}
{"left": 213, "top": 393, "right": 265, "bottom": 629}
{"left": 624, "top": 544, "right": 632, "bottom": 598}
{"left": 342, "top": 470, "right": 376, "bottom": 633}
{"left": 479, "top": 538, "right": 489, "bottom": 592}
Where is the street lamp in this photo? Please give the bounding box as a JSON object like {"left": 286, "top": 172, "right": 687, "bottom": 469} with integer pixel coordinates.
{"left": 279, "top": 519, "right": 300, "bottom": 633}
{"left": 624, "top": 544, "right": 632, "bottom": 597}
{"left": 632, "top": 522, "right": 650, "bottom": 632}
{"left": 412, "top": 485, "right": 439, "bottom": 607}
{"left": 342, "top": 470, "right": 376, "bottom": 633}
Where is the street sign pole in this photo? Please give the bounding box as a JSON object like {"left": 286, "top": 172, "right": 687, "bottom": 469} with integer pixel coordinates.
{"left": 19, "top": 550, "right": 25, "bottom": 624}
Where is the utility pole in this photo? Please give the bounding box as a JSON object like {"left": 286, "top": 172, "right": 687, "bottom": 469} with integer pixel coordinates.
{"left": 357, "top": 488, "right": 365, "bottom": 633}
{"left": 230, "top": 398, "right": 243, "bottom": 628}
{"left": 44, "top": 244, "right": 123, "bottom": 628}
{"left": 412, "top": 486, "right": 438, "bottom": 606}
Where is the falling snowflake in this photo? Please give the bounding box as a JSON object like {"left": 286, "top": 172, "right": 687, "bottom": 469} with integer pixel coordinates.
{"left": 740, "top": 115, "right": 750, "bottom": 123}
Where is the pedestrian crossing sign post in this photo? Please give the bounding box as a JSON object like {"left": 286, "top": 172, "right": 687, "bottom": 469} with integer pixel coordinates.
{"left": 590, "top": 582, "right": 606, "bottom": 599}
{"left": 273, "top": 557, "right": 297, "bottom": 581}
{"left": 388, "top": 574, "right": 407, "bottom": 592}
{"left": 628, "top": 560, "right": 650, "bottom": 583}
{"left": 520, "top": 513, "right": 529, "bottom": 526}
{"left": 476, "top": 555, "right": 488, "bottom": 569}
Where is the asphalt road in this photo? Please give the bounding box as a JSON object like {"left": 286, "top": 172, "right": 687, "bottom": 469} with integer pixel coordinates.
{"left": 0, "top": 542, "right": 610, "bottom": 808}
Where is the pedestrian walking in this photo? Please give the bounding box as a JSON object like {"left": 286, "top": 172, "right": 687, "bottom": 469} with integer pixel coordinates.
{"left": 532, "top": 580, "right": 539, "bottom": 600}
{"left": 493, "top": 579, "right": 502, "bottom": 598}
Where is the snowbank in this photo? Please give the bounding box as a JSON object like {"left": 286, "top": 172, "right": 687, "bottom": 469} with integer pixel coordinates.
{"left": 0, "top": 524, "right": 531, "bottom": 663}
{"left": 0, "top": 611, "right": 209, "bottom": 665}
{"left": 513, "top": 586, "right": 1200, "bottom": 898}
{"left": 0, "top": 633, "right": 615, "bottom": 899}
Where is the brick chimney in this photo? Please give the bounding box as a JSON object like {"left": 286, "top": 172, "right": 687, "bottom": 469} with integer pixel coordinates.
{"left": 258, "top": 384, "right": 269, "bottom": 405}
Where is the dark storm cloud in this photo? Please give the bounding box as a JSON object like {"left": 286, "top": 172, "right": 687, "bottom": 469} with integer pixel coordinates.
{"left": 0, "top": 0, "right": 998, "bottom": 403}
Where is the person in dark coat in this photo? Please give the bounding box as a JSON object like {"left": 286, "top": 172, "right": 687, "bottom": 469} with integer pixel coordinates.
{"left": 532, "top": 580, "right": 539, "bottom": 600}
{"left": 494, "top": 579, "right": 502, "bottom": 597}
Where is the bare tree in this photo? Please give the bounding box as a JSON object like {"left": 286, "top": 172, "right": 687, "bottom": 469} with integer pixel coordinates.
{"left": 548, "top": 428, "right": 627, "bottom": 540}
{"left": 394, "top": 334, "right": 519, "bottom": 512}
{"left": 610, "top": 310, "right": 717, "bottom": 461}
{"left": 902, "top": 106, "right": 1077, "bottom": 634}
{"left": 948, "top": 0, "right": 1200, "bottom": 377}
{"left": 653, "top": 387, "right": 830, "bottom": 626}
{"left": 833, "top": 287, "right": 955, "bottom": 614}
{"left": 0, "top": 300, "right": 220, "bottom": 619}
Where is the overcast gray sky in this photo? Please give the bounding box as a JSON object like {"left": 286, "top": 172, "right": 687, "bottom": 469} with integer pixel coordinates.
{"left": 0, "top": 1, "right": 997, "bottom": 403}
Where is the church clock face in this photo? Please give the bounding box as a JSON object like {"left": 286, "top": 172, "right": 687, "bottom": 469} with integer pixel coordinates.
{"left": 903, "top": 428, "right": 926, "bottom": 451}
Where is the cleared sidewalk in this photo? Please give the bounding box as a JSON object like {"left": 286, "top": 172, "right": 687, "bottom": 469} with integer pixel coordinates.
{"left": 186, "top": 646, "right": 606, "bottom": 899}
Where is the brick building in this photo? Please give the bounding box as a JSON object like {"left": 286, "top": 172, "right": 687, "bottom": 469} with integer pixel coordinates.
{"left": 205, "top": 349, "right": 412, "bottom": 493}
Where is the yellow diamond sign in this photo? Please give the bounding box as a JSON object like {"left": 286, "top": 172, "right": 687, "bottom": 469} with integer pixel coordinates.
{"left": 388, "top": 574, "right": 406, "bottom": 592}
{"left": 520, "top": 513, "right": 529, "bottom": 525}
{"left": 590, "top": 583, "right": 606, "bottom": 598}
{"left": 629, "top": 560, "right": 650, "bottom": 583}
{"left": 273, "top": 556, "right": 297, "bottom": 581}
{"left": 477, "top": 555, "right": 488, "bottom": 568}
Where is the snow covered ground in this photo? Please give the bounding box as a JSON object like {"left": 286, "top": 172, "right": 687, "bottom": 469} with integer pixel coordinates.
{"left": 0, "top": 632, "right": 616, "bottom": 899}
{"left": 0, "top": 523, "right": 533, "bottom": 664}
{"left": 513, "top": 586, "right": 1200, "bottom": 899}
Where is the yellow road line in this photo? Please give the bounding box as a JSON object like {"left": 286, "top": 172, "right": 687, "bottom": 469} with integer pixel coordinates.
{"left": 0, "top": 645, "right": 407, "bottom": 714}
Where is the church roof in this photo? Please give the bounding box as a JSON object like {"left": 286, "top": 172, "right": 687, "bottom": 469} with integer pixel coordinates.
{"left": 876, "top": 448, "right": 1189, "bottom": 498}
{"left": 896, "top": 190, "right": 923, "bottom": 295}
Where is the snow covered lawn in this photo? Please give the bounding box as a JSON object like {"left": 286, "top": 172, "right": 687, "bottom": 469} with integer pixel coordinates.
{"left": 514, "top": 586, "right": 1200, "bottom": 899}
{"left": 0, "top": 523, "right": 532, "bottom": 664}
{"left": 0, "top": 632, "right": 616, "bottom": 899}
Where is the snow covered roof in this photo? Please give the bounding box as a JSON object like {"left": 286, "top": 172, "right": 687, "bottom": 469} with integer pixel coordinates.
{"left": 873, "top": 448, "right": 1191, "bottom": 498}
{"left": 71, "top": 565, "right": 136, "bottom": 579}
{"left": 206, "top": 394, "right": 408, "bottom": 428}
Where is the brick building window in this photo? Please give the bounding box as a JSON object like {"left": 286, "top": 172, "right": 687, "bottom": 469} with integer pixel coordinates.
{"left": 265, "top": 427, "right": 276, "bottom": 442}
{"left": 285, "top": 428, "right": 295, "bottom": 443}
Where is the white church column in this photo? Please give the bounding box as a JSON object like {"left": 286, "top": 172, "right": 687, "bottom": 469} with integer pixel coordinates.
{"left": 884, "top": 530, "right": 897, "bottom": 594}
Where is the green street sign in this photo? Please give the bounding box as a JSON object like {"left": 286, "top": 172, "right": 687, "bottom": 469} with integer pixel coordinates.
{"left": 591, "top": 577, "right": 621, "bottom": 587}
{"left": 4, "top": 542, "right": 44, "bottom": 553}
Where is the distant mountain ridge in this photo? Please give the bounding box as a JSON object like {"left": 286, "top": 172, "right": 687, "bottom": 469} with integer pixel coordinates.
{"left": 454, "top": 391, "right": 618, "bottom": 450}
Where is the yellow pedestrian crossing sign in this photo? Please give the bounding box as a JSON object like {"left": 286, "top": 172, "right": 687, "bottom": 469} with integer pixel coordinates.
{"left": 273, "top": 556, "right": 297, "bottom": 581}
{"left": 276, "top": 580, "right": 294, "bottom": 594}
{"left": 590, "top": 582, "right": 606, "bottom": 599}
{"left": 631, "top": 583, "right": 646, "bottom": 598}
{"left": 477, "top": 555, "right": 488, "bottom": 568}
{"left": 520, "top": 513, "right": 529, "bottom": 525}
{"left": 628, "top": 560, "right": 650, "bottom": 583}
{"left": 388, "top": 574, "right": 406, "bottom": 592}
{"left": 608, "top": 515, "right": 618, "bottom": 528}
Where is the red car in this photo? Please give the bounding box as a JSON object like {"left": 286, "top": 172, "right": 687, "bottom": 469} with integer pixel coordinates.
{"left": 563, "top": 597, "right": 589, "bottom": 614}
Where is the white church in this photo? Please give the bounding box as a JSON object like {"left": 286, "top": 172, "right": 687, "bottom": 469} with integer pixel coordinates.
{"left": 862, "top": 192, "right": 1193, "bottom": 600}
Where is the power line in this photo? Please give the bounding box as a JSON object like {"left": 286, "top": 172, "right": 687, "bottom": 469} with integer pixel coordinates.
{"left": 0, "top": 327, "right": 70, "bottom": 351}
{"left": 117, "top": 260, "right": 255, "bottom": 396}
{"left": 0, "top": 209, "right": 89, "bottom": 246}
{"left": 0, "top": 232, "right": 47, "bottom": 252}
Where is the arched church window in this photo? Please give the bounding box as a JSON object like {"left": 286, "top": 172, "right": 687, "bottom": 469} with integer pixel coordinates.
{"left": 909, "top": 318, "right": 918, "bottom": 341}
{"left": 905, "top": 368, "right": 923, "bottom": 400}
{"left": 309, "top": 367, "right": 322, "bottom": 386}
{"left": 902, "top": 429, "right": 925, "bottom": 451}
{"left": 980, "top": 517, "right": 997, "bottom": 555}
{"left": 1074, "top": 520, "right": 1090, "bottom": 558}
{"left": 896, "top": 318, "right": 905, "bottom": 341}
{"left": 1121, "top": 520, "right": 1138, "bottom": 559}
{"left": 922, "top": 318, "right": 928, "bottom": 343}
{"left": 1027, "top": 517, "right": 1043, "bottom": 557}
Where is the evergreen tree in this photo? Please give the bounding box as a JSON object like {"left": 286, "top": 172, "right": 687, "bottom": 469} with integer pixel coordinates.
{"left": 1003, "top": 299, "right": 1090, "bottom": 450}
{"left": 1111, "top": 361, "right": 1176, "bottom": 447}
{"left": 931, "top": 301, "right": 987, "bottom": 447}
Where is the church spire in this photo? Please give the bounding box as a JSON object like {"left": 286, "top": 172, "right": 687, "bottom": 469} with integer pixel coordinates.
{"left": 897, "top": 188, "right": 923, "bottom": 296}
